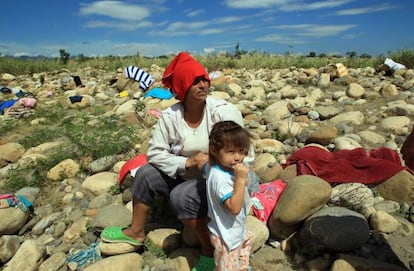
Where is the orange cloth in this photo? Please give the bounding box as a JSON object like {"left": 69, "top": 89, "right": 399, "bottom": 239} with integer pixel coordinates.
{"left": 162, "top": 52, "right": 210, "bottom": 101}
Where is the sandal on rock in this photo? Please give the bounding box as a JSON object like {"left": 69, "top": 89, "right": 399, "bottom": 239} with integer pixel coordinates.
{"left": 191, "top": 255, "right": 215, "bottom": 271}
{"left": 100, "top": 226, "right": 142, "bottom": 246}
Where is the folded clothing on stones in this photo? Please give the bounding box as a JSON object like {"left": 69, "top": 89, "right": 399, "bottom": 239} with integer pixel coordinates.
{"left": 283, "top": 145, "right": 408, "bottom": 184}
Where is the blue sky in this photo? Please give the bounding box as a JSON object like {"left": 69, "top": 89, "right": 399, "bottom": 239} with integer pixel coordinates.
{"left": 0, "top": 0, "right": 413, "bottom": 57}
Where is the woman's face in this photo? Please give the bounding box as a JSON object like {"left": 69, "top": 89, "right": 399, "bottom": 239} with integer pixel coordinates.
{"left": 185, "top": 76, "right": 209, "bottom": 102}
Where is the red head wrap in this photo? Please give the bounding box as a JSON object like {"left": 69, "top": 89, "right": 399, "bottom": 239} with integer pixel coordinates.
{"left": 162, "top": 52, "right": 210, "bottom": 102}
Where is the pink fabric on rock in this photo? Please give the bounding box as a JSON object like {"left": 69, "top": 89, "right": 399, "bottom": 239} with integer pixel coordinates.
{"left": 251, "top": 179, "right": 286, "bottom": 223}
{"left": 18, "top": 97, "right": 37, "bottom": 107}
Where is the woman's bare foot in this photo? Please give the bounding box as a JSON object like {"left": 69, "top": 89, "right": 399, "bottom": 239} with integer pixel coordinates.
{"left": 122, "top": 227, "right": 145, "bottom": 244}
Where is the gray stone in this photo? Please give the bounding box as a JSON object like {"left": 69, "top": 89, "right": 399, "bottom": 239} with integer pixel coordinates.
{"left": 83, "top": 252, "right": 143, "bottom": 271}
{"left": 89, "top": 204, "right": 132, "bottom": 228}
{"left": 272, "top": 175, "right": 332, "bottom": 224}
{"left": 298, "top": 206, "right": 369, "bottom": 253}
{"left": 0, "top": 235, "right": 21, "bottom": 263}
{"left": 0, "top": 208, "right": 30, "bottom": 235}
{"left": 3, "top": 240, "right": 43, "bottom": 271}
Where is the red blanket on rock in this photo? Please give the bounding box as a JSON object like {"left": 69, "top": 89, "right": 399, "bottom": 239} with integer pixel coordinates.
{"left": 282, "top": 146, "right": 407, "bottom": 184}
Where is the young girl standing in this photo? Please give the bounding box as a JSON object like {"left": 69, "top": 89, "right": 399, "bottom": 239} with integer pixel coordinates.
{"left": 206, "top": 120, "right": 253, "bottom": 271}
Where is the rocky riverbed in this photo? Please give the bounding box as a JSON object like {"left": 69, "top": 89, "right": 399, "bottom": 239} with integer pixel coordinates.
{"left": 0, "top": 62, "right": 413, "bottom": 271}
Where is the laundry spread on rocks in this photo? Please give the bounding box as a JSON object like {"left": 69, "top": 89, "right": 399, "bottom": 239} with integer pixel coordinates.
{"left": 0, "top": 61, "right": 413, "bottom": 271}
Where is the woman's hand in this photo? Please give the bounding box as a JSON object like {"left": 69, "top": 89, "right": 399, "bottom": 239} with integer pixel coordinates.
{"left": 185, "top": 152, "right": 208, "bottom": 170}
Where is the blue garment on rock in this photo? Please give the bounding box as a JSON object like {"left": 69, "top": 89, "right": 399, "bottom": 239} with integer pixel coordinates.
{"left": 0, "top": 100, "right": 18, "bottom": 114}
{"left": 143, "top": 87, "right": 173, "bottom": 100}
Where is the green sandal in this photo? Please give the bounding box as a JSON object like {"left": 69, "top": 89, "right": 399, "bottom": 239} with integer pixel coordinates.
{"left": 191, "top": 255, "right": 215, "bottom": 271}
{"left": 100, "top": 226, "right": 143, "bottom": 246}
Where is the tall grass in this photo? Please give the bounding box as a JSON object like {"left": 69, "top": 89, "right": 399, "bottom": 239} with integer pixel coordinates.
{"left": 1, "top": 49, "right": 413, "bottom": 75}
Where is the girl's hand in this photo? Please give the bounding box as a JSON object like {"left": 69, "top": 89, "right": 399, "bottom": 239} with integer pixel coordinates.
{"left": 225, "top": 163, "right": 249, "bottom": 215}
{"left": 234, "top": 163, "right": 249, "bottom": 186}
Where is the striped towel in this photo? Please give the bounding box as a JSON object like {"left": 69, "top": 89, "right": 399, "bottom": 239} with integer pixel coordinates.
{"left": 125, "top": 66, "right": 154, "bottom": 90}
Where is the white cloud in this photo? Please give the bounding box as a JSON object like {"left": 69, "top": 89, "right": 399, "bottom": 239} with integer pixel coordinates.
{"left": 225, "top": 0, "right": 290, "bottom": 9}
{"left": 342, "top": 32, "right": 363, "bottom": 40}
{"left": 254, "top": 34, "right": 306, "bottom": 44}
{"left": 11, "top": 52, "right": 33, "bottom": 57}
{"left": 200, "top": 28, "right": 223, "bottom": 35}
{"left": 80, "top": 1, "right": 151, "bottom": 21}
{"left": 150, "top": 14, "right": 247, "bottom": 37}
{"left": 273, "top": 24, "right": 357, "bottom": 37}
{"left": 225, "top": 0, "right": 354, "bottom": 11}
{"left": 280, "top": 0, "right": 354, "bottom": 12}
{"left": 203, "top": 47, "right": 215, "bottom": 54}
{"left": 111, "top": 42, "right": 177, "bottom": 57}
{"left": 84, "top": 20, "right": 153, "bottom": 31}
{"left": 185, "top": 9, "right": 204, "bottom": 17}
{"left": 215, "top": 16, "right": 242, "bottom": 24}
{"left": 251, "top": 21, "right": 364, "bottom": 54}
{"left": 336, "top": 4, "right": 396, "bottom": 16}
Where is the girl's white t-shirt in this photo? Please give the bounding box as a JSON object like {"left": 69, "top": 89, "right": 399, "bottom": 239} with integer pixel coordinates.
{"left": 207, "top": 165, "right": 250, "bottom": 251}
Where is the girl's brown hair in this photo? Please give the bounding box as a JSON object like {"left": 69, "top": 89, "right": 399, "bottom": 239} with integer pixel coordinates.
{"left": 209, "top": 120, "right": 251, "bottom": 166}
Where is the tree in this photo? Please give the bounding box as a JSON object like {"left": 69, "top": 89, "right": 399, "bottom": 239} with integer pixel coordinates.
{"left": 234, "top": 42, "right": 242, "bottom": 59}
{"left": 77, "top": 53, "right": 87, "bottom": 63}
{"left": 359, "top": 53, "right": 372, "bottom": 59}
{"left": 307, "top": 51, "right": 316, "bottom": 57}
{"left": 234, "top": 42, "right": 247, "bottom": 59}
{"left": 346, "top": 51, "right": 357, "bottom": 58}
{"left": 59, "top": 49, "right": 70, "bottom": 65}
